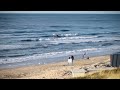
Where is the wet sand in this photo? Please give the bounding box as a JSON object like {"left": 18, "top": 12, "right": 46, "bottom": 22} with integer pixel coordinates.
{"left": 0, "top": 55, "right": 110, "bottom": 79}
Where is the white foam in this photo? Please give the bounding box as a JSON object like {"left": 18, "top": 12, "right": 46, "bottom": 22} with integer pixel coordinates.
{"left": 37, "top": 36, "right": 120, "bottom": 45}
{"left": 48, "top": 36, "right": 120, "bottom": 44}
{"left": 0, "top": 47, "right": 100, "bottom": 64}
{"left": 61, "top": 33, "right": 78, "bottom": 37}
{"left": 38, "top": 38, "right": 43, "bottom": 41}
{"left": 0, "top": 44, "right": 35, "bottom": 50}
{"left": 0, "top": 45, "right": 23, "bottom": 50}
{"left": 0, "top": 45, "right": 120, "bottom": 65}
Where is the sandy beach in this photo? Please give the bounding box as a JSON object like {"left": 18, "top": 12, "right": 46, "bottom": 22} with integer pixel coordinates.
{"left": 0, "top": 55, "right": 110, "bottom": 79}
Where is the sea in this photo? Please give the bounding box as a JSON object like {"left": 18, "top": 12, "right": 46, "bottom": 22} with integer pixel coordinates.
{"left": 0, "top": 14, "right": 120, "bottom": 68}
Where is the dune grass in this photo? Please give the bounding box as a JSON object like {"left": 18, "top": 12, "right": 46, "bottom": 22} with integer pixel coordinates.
{"left": 73, "top": 68, "right": 120, "bottom": 79}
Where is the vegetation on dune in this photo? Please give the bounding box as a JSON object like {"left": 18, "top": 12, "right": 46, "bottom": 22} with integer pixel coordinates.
{"left": 73, "top": 68, "right": 120, "bottom": 79}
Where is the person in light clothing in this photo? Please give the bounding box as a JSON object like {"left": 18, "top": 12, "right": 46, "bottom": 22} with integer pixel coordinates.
{"left": 68, "top": 57, "right": 73, "bottom": 65}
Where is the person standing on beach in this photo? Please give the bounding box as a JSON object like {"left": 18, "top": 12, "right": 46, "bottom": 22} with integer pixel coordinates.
{"left": 71, "top": 55, "right": 74, "bottom": 65}
{"left": 68, "top": 57, "right": 73, "bottom": 65}
{"left": 83, "top": 52, "right": 86, "bottom": 59}
{"left": 71, "top": 55, "right": 74, "bottom": 61}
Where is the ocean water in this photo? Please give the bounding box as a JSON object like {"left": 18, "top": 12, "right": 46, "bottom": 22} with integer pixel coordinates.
{"left": 0, "top": 14, "right": 120, "bottom": 68}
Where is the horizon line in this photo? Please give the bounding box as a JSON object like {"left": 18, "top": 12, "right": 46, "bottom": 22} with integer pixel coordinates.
{"left": 0, "top": 11, "right": 120, "bottom": 14}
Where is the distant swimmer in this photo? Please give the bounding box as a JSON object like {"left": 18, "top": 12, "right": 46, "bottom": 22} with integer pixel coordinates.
{"left": 5, "top": 59, "right": 7, "bottom": 61}
{"left": 56, "top": 35, "right": 60, "bottom": 37}
{"left": 53, "top": 34, "right": 61, "bottom": 38}
{"left": 36, "top": 38, "right": 39, "bottom": 41}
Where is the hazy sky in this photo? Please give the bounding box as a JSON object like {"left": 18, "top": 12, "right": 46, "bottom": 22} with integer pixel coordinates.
{"left": 0, "top": 11, "right": 120, "bottom": 14}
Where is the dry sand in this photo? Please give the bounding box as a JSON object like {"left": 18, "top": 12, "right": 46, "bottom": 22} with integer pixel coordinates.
{"left": 0, "top": 55, "right": 110, "bottom": 79}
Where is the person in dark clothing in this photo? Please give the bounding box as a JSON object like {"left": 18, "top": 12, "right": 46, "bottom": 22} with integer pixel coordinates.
{"left": 71, "top": 55, "right": 74, "bottom": 65}
{"left": 71, "top": 55, "right": 74, "bottom": 61}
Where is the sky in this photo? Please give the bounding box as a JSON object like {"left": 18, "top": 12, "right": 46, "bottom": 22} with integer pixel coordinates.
{"left": 0, "top": 11, "right": 120, "bottom": 14}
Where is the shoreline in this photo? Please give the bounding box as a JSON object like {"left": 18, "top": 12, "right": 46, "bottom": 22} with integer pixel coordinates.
{"left": 0, "top": 52, "right": 112, "bottom": 69}
{"left": 0, "top": 55, "right": 110, "bottom": 79}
